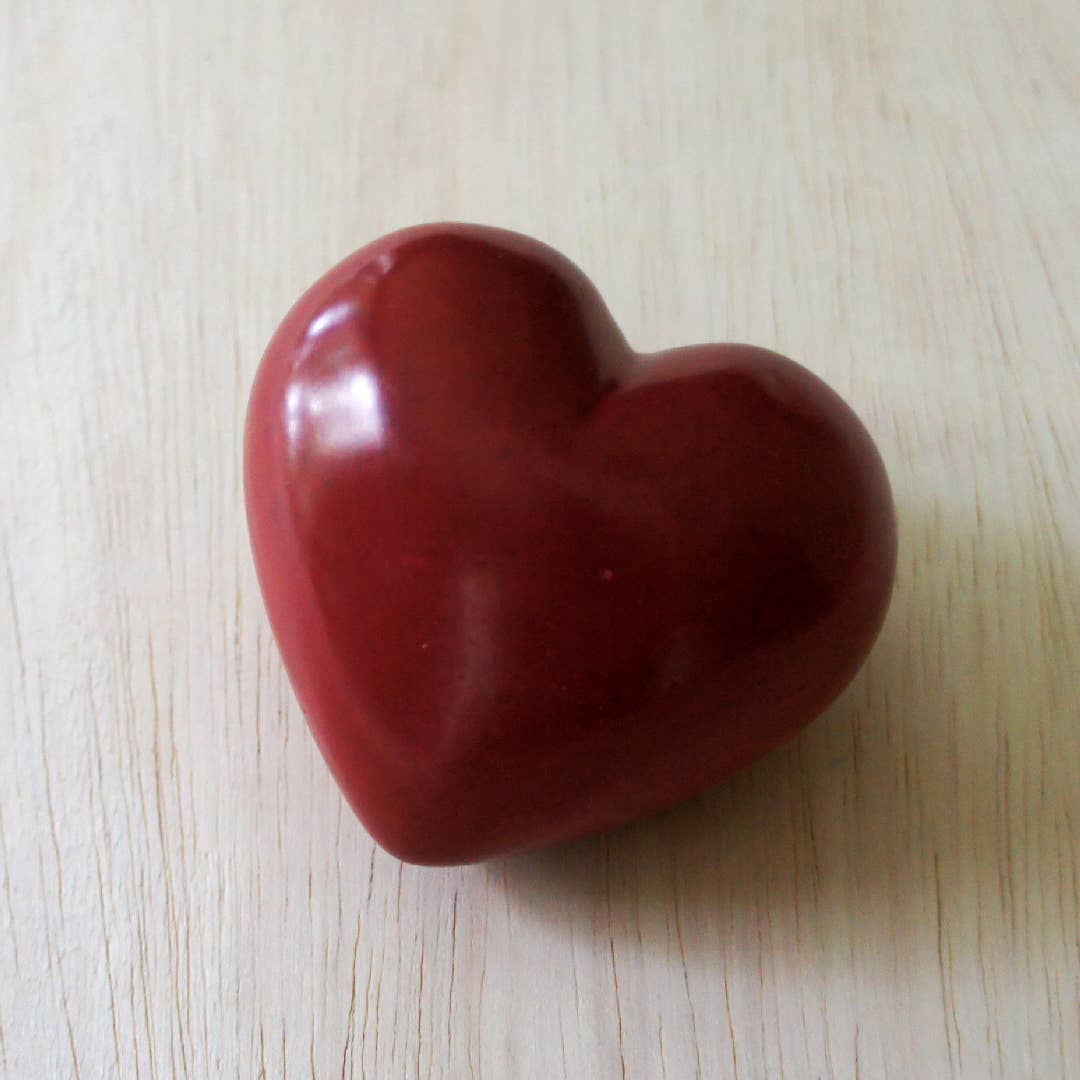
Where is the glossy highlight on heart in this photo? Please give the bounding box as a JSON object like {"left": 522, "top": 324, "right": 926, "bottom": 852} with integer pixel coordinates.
{"left": 244, "top": 224, "right": 897, "bottom": 864}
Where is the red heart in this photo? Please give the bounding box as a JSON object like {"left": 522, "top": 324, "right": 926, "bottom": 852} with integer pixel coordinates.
{"left": 245, "top": 224, "right": 896, "bottom": 864}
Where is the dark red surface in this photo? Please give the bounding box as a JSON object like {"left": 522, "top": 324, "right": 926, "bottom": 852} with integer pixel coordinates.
{"left": 244, "top": 224, "right": 896, "bottom": 865}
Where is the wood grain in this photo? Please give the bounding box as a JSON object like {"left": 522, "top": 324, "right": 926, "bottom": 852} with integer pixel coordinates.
{"left": 2, "top": 1, "right": 1078, "bottom": 1076}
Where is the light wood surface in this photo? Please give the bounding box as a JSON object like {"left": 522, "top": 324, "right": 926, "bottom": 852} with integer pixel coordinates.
{"left": 3, "top": 2, "right": 1078, "bottom": 1077}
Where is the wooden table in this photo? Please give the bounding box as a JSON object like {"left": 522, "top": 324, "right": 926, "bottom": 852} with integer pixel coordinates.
{"left": 3, "top": 2, "right": 1078, "bottom": 1076}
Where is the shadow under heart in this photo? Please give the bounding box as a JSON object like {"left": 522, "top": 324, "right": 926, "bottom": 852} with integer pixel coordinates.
{"left": 491, "top": 497, "right": 1079, "bottom": 1006}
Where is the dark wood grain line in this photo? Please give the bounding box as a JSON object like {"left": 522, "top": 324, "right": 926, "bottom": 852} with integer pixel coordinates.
{"left": 604, "top": 842, "right": 629, "bottom": 1080}
{"left": 340, "top": 914, "right": 363, "bottom": 1080}
{"left": 88, "top": 673, "right": 124, "bottom": 1077}
{"left": 0, "top": 800, "right": 19, "bottom": 976}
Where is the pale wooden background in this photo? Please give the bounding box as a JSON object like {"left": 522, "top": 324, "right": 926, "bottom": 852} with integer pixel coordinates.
{"left": 2, "top": 1, "right": 1078, "bottom": 1077}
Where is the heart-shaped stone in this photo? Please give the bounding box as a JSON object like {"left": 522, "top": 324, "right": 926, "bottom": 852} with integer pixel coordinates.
{"left": 245, "top": 224, "right": 896, "bottom": 864}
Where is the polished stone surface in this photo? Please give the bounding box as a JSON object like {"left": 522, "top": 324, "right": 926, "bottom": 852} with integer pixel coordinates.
{"left": 245, "top": 224, "right": 896, "bottom": 864}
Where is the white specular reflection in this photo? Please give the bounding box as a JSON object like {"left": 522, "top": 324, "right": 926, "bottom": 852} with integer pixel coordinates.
{"left": 306, "top": 299, "right": 358, "bottom": 341}
{"left": 285, "top": 366, "right": 387, "bottom": 455}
